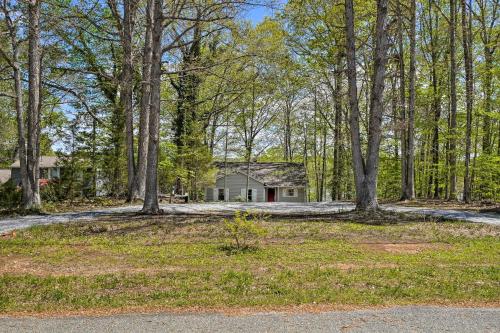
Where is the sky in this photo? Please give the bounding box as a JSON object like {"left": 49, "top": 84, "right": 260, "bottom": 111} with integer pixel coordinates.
{"left": 245, "top": 1, "right": 286, "bottom": 25}
{"left": 247, "top": 6, "right": 275, "bottom": 24}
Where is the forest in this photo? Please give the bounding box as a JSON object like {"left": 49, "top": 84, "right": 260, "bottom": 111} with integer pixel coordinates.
{"left": 0, "top": 0, "right": 498, "bottom": 213}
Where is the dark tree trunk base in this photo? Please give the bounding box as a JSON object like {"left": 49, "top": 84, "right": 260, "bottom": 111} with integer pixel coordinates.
{"left": 140, "top": 207, "right": 164, "bottom": 215}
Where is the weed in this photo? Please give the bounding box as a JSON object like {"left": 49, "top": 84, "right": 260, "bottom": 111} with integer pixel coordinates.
{"left": 223, "top": 210, "right": 268, "bottom": 250}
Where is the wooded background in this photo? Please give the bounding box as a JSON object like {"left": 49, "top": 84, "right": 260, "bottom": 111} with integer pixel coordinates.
{"left": 0, "top": 0, "right": 498, "bottom": 211}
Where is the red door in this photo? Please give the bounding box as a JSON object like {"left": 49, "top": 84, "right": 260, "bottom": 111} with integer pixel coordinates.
{"left": 267, "top": 188, "right": 275, "bottom": 202}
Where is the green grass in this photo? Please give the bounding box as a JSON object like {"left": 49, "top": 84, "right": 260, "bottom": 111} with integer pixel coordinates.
{"left": 0, "top": 215, "right": 499, "bottom": 314}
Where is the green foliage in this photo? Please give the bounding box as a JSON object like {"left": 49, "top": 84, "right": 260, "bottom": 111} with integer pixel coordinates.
{"left": 223, "top": 211, "right": 268, "bottom": 251}
{"left": 0, "top": 180, "right": 21, "bottom": 209}
{"left": 472, "top": 154, "right": 500, "bottom": 202}
{"left": 377, "top": 154, "right": 401, "bottom": 199}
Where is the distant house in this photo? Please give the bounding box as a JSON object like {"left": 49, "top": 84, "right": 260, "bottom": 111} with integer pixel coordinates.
{"left": 10, "top": 156, "right": 61, "bottom": 186}
{"left": 206, "top": 162, "right": 307, "bottom": 203}
{"left": 0, "top": 169, "right": 10, "bottom": 184}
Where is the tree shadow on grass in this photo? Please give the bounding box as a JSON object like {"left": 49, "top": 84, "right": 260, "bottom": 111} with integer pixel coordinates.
{"left": 80, "top": 213, "right": 223, "bottom": 236}
{"left": 332, "top": 209, "right": 449, "bottom": 225}
{"left": 218, "top": 244, "right": 259, "bottom": 256}
{"left": 277, "top": 209, "right": 435, "bottom": 226}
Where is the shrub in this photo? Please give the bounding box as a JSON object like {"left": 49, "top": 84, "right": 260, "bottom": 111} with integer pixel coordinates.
{"left": 0, "top": 180, "right": 21, "bottom": 209}
{"left": 223, "top": 210, "right": 268, "bottom": 250}
{"left": 233, "top": 195, "right": 245, "bottom": 202}
{"left": 40, "top": 180, "right": 64, "bottom": 202}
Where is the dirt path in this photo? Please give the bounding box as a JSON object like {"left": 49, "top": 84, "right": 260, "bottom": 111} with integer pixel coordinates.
{"left": 1, "top": 306, "right": 499, "bottom": 333}
{"left": 0, "top": 202, "right": 498, "bottom": 235}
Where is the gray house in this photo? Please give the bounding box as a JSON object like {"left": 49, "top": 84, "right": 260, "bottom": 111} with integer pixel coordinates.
{"left": 10, "top": 156, "right": 61, "bottom": 186}
{"left": 206, "top": 162, "right": 307, "bottom": 203}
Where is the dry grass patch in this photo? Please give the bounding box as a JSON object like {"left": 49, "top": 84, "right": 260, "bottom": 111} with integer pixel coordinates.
{"left": 357, "top": 242, "right": 452, "bottom": 254}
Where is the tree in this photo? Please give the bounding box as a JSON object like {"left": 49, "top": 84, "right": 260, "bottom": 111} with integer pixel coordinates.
{"left": 142, "top": 0, "right": 163, "bottom": 214}
{"left": 448, "top": 0, "right": 458, "bottom": 200}
{"left": 396, "top": 0, "right": 408, "bottom": 200}
{"left": 404, "top": 0, "right": 416, "bottom": 201}
{"left": 461, "top": 0, "right": 474, "bottom": 203}
{"left": 25, "top": 0, "right": 43, "bottom": 209}
{"left": 345, "top": 0, "right": 390, "bottom": 210}
{"left": 0, "top": 0, "right": 29, "bottom": 206}
{"left": 108, "top": 0, "right": 140, "bottom": 202}
{"left": 473, "top": 0, "right": 498, "bottom": 154}
{"left": 235, "top": 70, "right": 277, "bottom": 201}
{"left": 133, "top": 0, "right": 154, "bottom": 200}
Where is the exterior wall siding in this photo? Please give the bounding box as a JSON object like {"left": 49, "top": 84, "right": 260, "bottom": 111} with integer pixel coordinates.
{"left": 276, "top": 187, "right": 306, "bottom": 203}
{"left": 206, "top": 173, "right": 306, "bottom": 203}
{"left": 211, "top": 174, "right": 265, "bottom": 202}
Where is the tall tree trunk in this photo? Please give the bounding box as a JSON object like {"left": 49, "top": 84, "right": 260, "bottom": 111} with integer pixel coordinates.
{"left": 9, "top": 29, "right": 30, "bottom": 207}
{"left": 245, "top": 146, "right": 251, "bottom": 202}
{"left": 313, "top": 87, "right": 320, "bottom": 201}
{"left": 482, "top": 46, "right": 493, "bottom": 154}
{"left": 244, "top": 83, "right": 256, "bottom": 203}
{"left": 448, "top": 0, "right": 458, "bottom": 200}
{"left": 391, "top": 76, "right": 399, "bottom": 158}
{"left": 123, "top": 0, "right": 138, "bottom": 202}
{"left": 24, "top": 0, "right": 42, "bottom": 210}
{"left": 498, "top": 121, "right": 500, "bottom": 156}
{"left": 345, "top": 0, "right": 368, "bottom": 209}
{"left": 320, "top": 121, "right": 327, "bottom": 201}
{"left": 461, "top": 0, "right": 473, "bottom": 203}
{"left": 345, "top": 0, "right": 389, "bottom": 210}
{"left": 404, "top": 0, "right": 416, "bottom": 200}
{"left": 332, "top": 55, "right": 343, "bottom": 201}
{"left": 142, "top": 0, "right": 163, "bottom": 214}
{"left": 396, "top": 0, "right": 407, "bottom": 200}
{"left": 303, "top": 120, "right": 310, "bottom": 202}
{"left": 132, "top": 0, "right": 153, "bottom": 200}
{"left": 284, "top": 100, "right": 292, "bottom": 161}
{"left": 471, "top": 111, "right": 480, "bottom": 198}
{"left": 429, "top": 7, "right": 441, "bottom": 199}
{"left": 92, "top": 117, "right": 97, "bottom": 196}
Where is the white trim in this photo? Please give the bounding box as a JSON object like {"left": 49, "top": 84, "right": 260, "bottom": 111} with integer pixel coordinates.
{"left": 282, "top": 188, "right": 298, "bottom": 198}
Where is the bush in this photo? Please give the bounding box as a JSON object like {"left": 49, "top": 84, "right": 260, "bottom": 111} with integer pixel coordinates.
{"left": 223, "top": 210, "right": 268, "bottom": 251}
{"left": 0, "top": 180, "right": 21, "bottom": 209}
{"left": 40, "top": 180, "right": 64, "bottom": 202}
{"left": 233, "top": 195, "right": 245, "bottom": 202}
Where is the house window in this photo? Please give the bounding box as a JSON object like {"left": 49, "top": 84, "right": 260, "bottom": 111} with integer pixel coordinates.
{"left": 218, "top": 188, "right": 225, "bottom": 201}
{"left": 283, "top": 188, "right": 297, "bottom": 197}
{"left": 40, "top": 168, "right": 49, "bottom": 179}
{"left": 247, "top": 189, "right": 253, "bottom": 201}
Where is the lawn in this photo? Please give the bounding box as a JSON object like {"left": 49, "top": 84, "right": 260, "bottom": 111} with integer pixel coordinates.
{"left": 0, "top": 214, "right": 499, "bottom": 315}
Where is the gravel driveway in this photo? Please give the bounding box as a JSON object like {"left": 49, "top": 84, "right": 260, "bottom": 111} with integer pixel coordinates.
{"left": 1, "top": 306, "right": 499, "bottom": 333}
{"left": 0, "top": 201, "right": 499, "bottom": 234}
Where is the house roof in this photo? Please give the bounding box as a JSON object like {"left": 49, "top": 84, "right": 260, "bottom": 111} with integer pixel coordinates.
{"left": 215, "top": 162, "right": 307, "bottom": 187}
{"left": 0, "top": 169, "right": 10, "bottom": 184}
{"left": 10, "top": 156, "right": 59, "bottom": 168}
